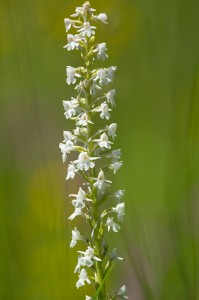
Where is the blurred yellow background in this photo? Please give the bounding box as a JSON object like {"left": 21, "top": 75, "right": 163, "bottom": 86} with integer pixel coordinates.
{"left": 1, "top": 0, "right": 199, "bottom": 299}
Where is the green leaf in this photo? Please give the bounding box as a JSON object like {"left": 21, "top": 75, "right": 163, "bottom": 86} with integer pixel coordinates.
{"left": 93, "top": 262, "right": 116, "bottom": 300}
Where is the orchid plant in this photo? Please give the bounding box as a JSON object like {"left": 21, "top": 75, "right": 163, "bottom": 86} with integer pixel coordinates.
{"left": 59, "top": 2, "right": 128, "bottom": 299}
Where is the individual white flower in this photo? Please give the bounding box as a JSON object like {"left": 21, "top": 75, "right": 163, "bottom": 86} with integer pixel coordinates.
{"left": 70, "top": 187, "right": 86, "bottom": 200}
{"left": 114, "top": 190, "right": 125, "bottom": 201}
{"left": 63, "top": 130, "right": 74, "bottom": 142}
{"left": 74, "top": 127, "right": 88, "bottom": 137}
{"left": 64, "top": 18, "right": 73, "bottom": 32}
{"left": 76, "top": 113, "right": 88, "bottom": 127}
{"left": 77, "top": 113, "right": 93, "bottom": 126}
{"left": 110, "top": 161, "right": 123, "bottom": 174}
{"left": 74, "top": 152, "right": 98, "bottom": 171}
{"left": 63, "top": 98, "right": 78, "bottom": 119}
{"left": 94, "top": 13, "right": 108, "bottom": 24}
{"left": 66, "top": 164, "right": 76, "bottom": 180}
{"left": 106, "top": 217, "right": 120, "bottom": 232}
{"left": 59, "top": 141, "right": 74, "bottom": 162}
{"left": 75, "top": 80, "right": 85, "bottom": 94}
{"left": 85, "top": 296, "right": 92, "bottom": 300}
{"left": 94, "top": 43, "right": 108, "bottom": 60}
{"left": 66, "top": 66, "right": 81, "bottom": 85}
{"left": 94, "top": 132, "right": 112, "bottom": 149}
{"left": 113, "top": 203, "right": 125, "bottom": 222}
{"left": 112, "top": 149, "right": 121, "bottom": 162}
{"left": 106, "top": 149, "right": 121, "bottom": 163}
{"left": 59, "top": 143, "right": 68, "bottom": 162}
{"left": 70, "top": 187, "right": 89, "bottom": 209}
{"left": 94, "top": 69, "right": 111, "bottom": 86}
{"left": 78, "top": 22, "right": 96, "bottom": 37}
{"left": 90, "top": 82, "right": 102, "bottom": 96}
{"left": 73, "top": 126, "right": 87, "bottom": 137}
{"left": 107, "top": 66, "right": 117, "bottom": 82}
{"left": 93, "top": 170, "right": 105, "bottom": 190}
{"left": 99, "top": 102, "right": 111, "bottom": 120}
{"left": 76, "top": 268, "right": 91, "bottom": 289}
{"left": 70, "top": 7, "right": 83, "bottom": 17}
{"left": 70, "top": 227, "right": 81, "bottom": 248}
{"left": 73, "top": 126, "right": 81, "bottom": 136}
{"left": 107, "top": 123, "right": 117, "bottom": 139}
{"left": 78, "top": 246, "right": 101, "bottom": 262}
{"left": 75, "top": 246, "right": 101, "bottom": 273}
{"left": 65, "top": 140, "right": 74, "bottom": 151}
{"left": 116, "top": 285, "right": 128, "bottom": 299}
{"left": 75, "top": 255, "right": 93, "bottom": 273}
{"left": 93, "top": 170, "right": 112, "bottom": 190}
{"left": 68, "top": 208, "right": 83, "bottom": 220}
{"left": 64, "top": 34, "right": 79, "bottom": 51}
{"left": 107, "top": 90, "right": 116, "bottom": 107}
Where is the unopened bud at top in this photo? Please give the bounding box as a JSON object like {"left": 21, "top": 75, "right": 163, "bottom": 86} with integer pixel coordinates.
{"left": 83, "top": 1, "right": 91, "bottom": 10}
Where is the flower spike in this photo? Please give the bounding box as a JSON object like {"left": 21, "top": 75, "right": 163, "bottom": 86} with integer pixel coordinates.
{"left": 60, "top": 2, "right": 127, "bottom": 299}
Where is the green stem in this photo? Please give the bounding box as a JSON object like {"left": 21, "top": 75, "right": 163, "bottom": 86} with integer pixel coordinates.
{"left": 93, "top": 199, "right": 106, "bottom": 300}
{"left": 84, "top": 34, "right": 106, "bottom": 300}
{"left": 95, "top": 242, "right": 106, "bottom": 300}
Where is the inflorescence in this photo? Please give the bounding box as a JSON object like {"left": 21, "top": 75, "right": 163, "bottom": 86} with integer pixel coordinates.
{"left": 59, "top": 2, "right": 128, "bottom": 299}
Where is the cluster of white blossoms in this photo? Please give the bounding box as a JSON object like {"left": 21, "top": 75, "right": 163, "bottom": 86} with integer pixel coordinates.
{"left": 60, "top": 2, "right": 127, "bottom": 300}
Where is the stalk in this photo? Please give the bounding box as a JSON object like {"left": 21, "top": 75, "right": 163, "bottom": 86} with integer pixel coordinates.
{"left": 84, "top": 34, "right": 106, "bottom": 300}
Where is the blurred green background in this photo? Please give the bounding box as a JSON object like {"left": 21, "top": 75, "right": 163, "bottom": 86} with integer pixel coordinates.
{"left": 1, "top": 0, "right": 199, "bottom": 299}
